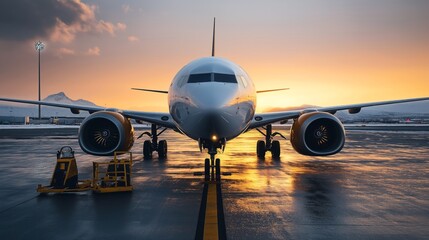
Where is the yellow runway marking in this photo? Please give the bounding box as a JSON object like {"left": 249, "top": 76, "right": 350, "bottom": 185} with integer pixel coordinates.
{"left": 204, "top": 183, "right": 218, "bottom": 240}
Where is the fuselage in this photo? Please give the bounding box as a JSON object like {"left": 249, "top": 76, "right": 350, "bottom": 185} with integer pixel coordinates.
{"left": 168, "top": 57, "right": 256, "bottom": 142}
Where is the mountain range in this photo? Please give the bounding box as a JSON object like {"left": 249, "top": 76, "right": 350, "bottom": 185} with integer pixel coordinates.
{"left": 0, "top": 92, "right": 98, "bottom": 117}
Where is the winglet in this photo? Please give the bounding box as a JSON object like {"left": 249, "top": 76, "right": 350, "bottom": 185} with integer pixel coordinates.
{"left": 211, "top": 17, "right": 216, "bottom": 57}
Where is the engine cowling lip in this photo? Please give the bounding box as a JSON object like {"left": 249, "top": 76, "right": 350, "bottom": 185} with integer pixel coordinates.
{"left": 294, "top": 112, "right": 345, "bottom": 156}
{"left": 78, "top": 111, "right": 127, "bottom": 156}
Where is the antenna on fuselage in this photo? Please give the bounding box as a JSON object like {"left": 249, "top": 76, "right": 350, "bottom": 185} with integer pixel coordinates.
{"left": 211, "top": 17, "right": 216, "bottom": 57}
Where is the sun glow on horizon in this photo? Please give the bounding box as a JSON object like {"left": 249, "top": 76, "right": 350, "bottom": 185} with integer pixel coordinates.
{"left": 0, "top": 1, "right": 428, "bottom": 113}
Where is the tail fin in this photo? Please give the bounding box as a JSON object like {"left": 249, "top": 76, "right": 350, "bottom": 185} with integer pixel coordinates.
{"left": 211, "top": 17, "right": 216, "bottom": 57}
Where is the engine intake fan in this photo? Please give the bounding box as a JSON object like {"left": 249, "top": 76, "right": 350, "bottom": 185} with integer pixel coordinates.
{"left": 290, "top": 112, "right": 345, "bottom": 156}
{"left": 79, "top": 111, "right": 134, "bottom": 156}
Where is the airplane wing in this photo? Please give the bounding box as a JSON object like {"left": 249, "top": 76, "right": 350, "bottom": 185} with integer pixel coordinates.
{"left": 248, "top": 96, "right": 429, "bottom": 129}
{"left": 0, "top": 97, "right": 177, "bottom": 129}
{"left": 256, "top": 88, "right": 289, "bottom": 93}
{"left": 131, "top": 88, "right": 168, "bottom": 94}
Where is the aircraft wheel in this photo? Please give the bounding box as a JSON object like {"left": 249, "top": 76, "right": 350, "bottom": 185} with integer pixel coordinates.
{"left": 158, "top": 140, "right": 168, "bottom": 159}
{"left": 215, "top": 158, "right": 221, "bottom": 181}
{"left": 257, "top": 140, "right": 266, "bottom": 158}
{"left": 271, "top": 140, "right": 280, "bottom": 158}
{"left": 204, "top": 158, "right": 210, "bottom": 181}
{"left": 143, "top": 140, "right": 152, "bottom": 159}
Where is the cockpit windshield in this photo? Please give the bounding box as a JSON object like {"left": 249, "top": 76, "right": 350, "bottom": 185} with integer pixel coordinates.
{"left": 187, "top": 73, "right": 237, "bottom": 83}
{"left": 187, "top": 73, "right": 212, "bottom": 83}
{"left": 213, "top": 73, "right": 237, "bottom": 83}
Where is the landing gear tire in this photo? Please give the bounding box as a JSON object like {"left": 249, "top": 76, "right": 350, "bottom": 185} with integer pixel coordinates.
{"left": 204, "top": 158, "right": 210, "bottom": 181}
{"left": 143, "top": 140, "right": 152, "bottom": 159}
{"left": 257, "top": 140, "right": 266, "bottom": 158}
{"left": 158, "top": 140, "right": 167, "bottom": 159}
{"left": 215, "top": 158, "right": 221, "bottom": 181}
{"left": 271, "top": 140, "right": 280, "bottom": 158}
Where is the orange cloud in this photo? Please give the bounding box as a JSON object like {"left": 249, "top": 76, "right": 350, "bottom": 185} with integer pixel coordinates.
{"left": 49, "top": 1, "right": 126, "bottom": 43}
{"left": 86, "top": 46, "right": 101, "bottom": 56}
{"left": 128, "top": 36, "right": 139, "bottom": 42}
{"left": 54, "top": 46, "right": 100, "bottom": 58}
{"left": 56, "top": 47, "right": 76, "bottom": 58}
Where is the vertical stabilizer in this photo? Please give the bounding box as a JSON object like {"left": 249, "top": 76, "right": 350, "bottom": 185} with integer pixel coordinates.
{"left": 211, "top": 18, "right": 216, "bottom": 57}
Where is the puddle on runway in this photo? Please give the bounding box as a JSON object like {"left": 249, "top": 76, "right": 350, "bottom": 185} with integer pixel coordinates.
{"left": 220, "top": 130, "right": 429, "bottom": 239}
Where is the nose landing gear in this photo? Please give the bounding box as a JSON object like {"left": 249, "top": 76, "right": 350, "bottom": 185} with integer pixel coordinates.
{"left": 139, "top": 124, "right": 168, "bottom": 159}
{"left": 256, "top": 124, "right": 286, "bottom": 158}
{"left": 198, "top": 139, "right": 227, "bottom": 182}
{"left": 204, "top": 152, "right": 221, "bottom": 182}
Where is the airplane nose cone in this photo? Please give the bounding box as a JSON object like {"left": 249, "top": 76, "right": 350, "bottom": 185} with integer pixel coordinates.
{"left": 201, "top": 111, "right": 225, "bottom": 132}
{"left": 187, "top": 84, "right": 238, "bottom": 109}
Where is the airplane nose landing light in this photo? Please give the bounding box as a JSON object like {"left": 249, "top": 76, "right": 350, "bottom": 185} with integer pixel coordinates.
{"left": 211, "top": 135, "right": 218, "bottom": 141}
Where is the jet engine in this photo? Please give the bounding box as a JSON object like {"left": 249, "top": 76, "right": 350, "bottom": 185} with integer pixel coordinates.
{"left": 78, "top": 111, "right": 134, "bottom": 156}
{"left": 290, "top": 112, "right": 345, "bottom": 156}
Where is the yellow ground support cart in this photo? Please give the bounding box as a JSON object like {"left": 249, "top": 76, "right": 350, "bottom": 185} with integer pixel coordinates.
{"left": 37, "top": 148, "right": 133, "bottom": 194}
{"left": 92, "top": 151, "right": 133, "bottom": 193}
{"left": 37, "top": 146, "right": 92, "bottom": 193}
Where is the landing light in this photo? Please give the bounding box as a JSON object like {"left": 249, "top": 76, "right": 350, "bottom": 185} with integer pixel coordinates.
{"left": 211, "top": 135, "right": 218, "bottom": 141}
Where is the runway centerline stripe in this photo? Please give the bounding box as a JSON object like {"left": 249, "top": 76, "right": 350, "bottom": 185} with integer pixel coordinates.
{"left": 195, "top": 181, "right": 227, "bottom": 240}
{"left": 204, "top": 183, "right": 218, "bottom": 240}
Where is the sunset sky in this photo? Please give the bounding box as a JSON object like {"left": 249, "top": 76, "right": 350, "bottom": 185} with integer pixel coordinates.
{"left": 0, "top": 0, "right": 428, "bottom": 112}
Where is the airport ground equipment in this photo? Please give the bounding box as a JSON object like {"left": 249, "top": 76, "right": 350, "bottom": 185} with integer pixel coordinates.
{"left": 92, "top": 151, "right": 133, "bottom": 193}
{"left": 37, "top": 146, "right": 92, "bottom": 193}
{"left": 37, "top": 148, "right": 133, "bottom": 194}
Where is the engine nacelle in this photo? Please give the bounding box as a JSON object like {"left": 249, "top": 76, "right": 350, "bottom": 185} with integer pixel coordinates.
{"left": 290, "top": 112, "right": 345, "bottom": 156}
{"left": 78, "top": 111, "right": 134, "bottom": 156}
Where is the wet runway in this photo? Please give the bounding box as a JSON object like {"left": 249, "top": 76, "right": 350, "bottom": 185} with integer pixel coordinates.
{"left": 0, "top": 127, "right": 428, "bottom": 239}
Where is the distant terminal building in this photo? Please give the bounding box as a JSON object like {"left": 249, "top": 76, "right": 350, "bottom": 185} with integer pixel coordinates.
{"left": 46, "top": 117, "right": 85, "bottom": 125}
{"left": 0, "top": 116, "right": 30, "bottom": 125}
{"left": 0, "top": 116, "right": 85, "bottom": 125}
{"left": 49, "top": 117, "right": 85, "bottom": 125}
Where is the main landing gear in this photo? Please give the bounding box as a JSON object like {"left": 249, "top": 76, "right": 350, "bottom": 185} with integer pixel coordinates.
{"left": 139, "top": 124, "right": 168, "bottom": 159}
{"left": 256, "top": 124, "right": 287, "bottom": 158}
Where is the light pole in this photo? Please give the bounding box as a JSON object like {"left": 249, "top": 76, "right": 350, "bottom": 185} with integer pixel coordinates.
{"left": 35, "top": 41, "right": 45, "bottom": 120}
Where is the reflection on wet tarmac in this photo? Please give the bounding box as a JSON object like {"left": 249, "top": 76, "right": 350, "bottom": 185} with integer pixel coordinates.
{"left": 220, "top": 130, "right": 429, "bottom": 239}
{"left": 0, "top": 128, "right": 428, "bottom": 239}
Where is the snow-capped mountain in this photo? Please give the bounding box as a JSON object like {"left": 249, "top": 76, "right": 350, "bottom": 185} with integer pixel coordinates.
{"left": 0, "top": 92, "right": 99, "bottom": 117}
{"left": 42, "top": 92, "right": 98, "bottom": 106}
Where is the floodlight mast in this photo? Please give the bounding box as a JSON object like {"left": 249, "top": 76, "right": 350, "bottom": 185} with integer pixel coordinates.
{"left": 35, "top": 41, "right": 44, "bottom": 120}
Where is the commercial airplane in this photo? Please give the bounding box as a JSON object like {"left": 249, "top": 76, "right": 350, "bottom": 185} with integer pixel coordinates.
{"left": 1, "top": 19, "right": 428, "bottom": 178}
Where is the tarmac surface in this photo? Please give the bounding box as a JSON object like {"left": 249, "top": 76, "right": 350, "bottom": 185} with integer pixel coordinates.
{"left": 0, "top": 127, "right": 428, "bottom": 239}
